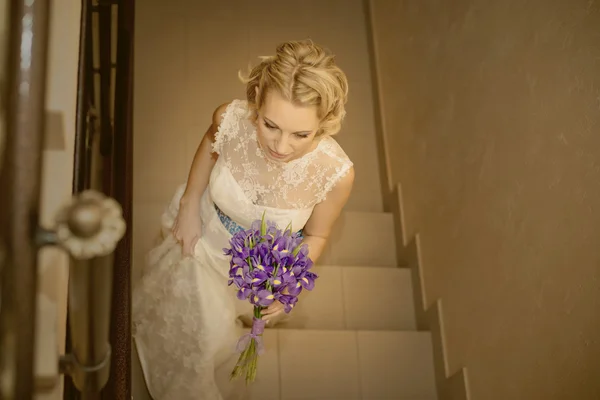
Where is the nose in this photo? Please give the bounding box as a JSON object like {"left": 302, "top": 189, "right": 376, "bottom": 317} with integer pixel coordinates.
{"left": 274, "top": 133, "right": 291, "bottom": 155}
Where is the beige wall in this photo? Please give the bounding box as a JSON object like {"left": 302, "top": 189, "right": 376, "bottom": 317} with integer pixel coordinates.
{"left": 370, "top": 0, "right": 600, "bottom": 399}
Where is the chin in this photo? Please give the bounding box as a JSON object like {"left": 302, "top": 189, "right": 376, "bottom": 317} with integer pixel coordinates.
{"left": 267, "top": 148, "right": 291, "bottom": 161}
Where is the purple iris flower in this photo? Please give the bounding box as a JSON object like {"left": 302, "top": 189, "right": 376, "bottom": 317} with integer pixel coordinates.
{"left": 250, "top": 269, "right": 269, "bottom": 287}
{"left": 238, "top": 245, "right": 251, "bottom": 259}
{"left": 298, "top": 271, "right": 317, "bottom": 291}
{"left": 224, "top": 214, "right": 323, "bottom": 384}
{"left": 248, "top": 254, "right": 261, "bottom": 268}
{"left": 229, "top": 263, "right": 251, "bottom": 286}
{"left": 228, "top": 275, "right": 244, "bottom": 288}
{"left": 236, "top": 287, "right": 253, "bottom": 300}
{"left": 281, "top": 268, "right": 297, "bottom": 285}
{"left": 278, "top": 294, "right": 299, "bottom": 313}
{"left": 268, "top": 268, "right": 286, "bottom": 290}
{"left": 255, "top": 242, "right": 271, "bottom": 261}
{"left": 272, "top": 236, "right": 292, "bottom": 252}
{"left": 251, "top": 289, "right": 276, "bottom": 307}
{"left": 231, "top": 256, "right": 249, "bottom": 269}
{"left": 225, "top": 215, "right": 318, "bottom": 310}
{"left": 286, "top": 280, "right": 303, "bottom": 297}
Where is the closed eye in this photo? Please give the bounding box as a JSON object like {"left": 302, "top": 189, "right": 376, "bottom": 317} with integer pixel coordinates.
{"left": 263, "top": 121, "right": 277, "bottom": 130}
{"left": 263, "top": 117, "right": 312, "bottom": 138}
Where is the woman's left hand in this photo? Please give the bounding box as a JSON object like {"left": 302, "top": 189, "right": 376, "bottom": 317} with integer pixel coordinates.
{"left": 261, "top": 301, "right": 285, "bottom": 323}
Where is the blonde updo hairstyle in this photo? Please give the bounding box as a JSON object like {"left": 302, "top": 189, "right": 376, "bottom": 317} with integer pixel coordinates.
{"left": 240, "top": 40, "right": 349, "bottom": 137}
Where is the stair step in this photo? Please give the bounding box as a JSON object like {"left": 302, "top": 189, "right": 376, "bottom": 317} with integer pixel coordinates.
{"left": 357, "top": 331, "right": 438, "bottom": 400}
{"left": 277, "top": 266, "right": 416, "bottom": 331}
{"left": 216, "top": 329, "right": 437, "bottom": 400}
{"left": 320, "top": 211, "right": 397, "bottom": 267}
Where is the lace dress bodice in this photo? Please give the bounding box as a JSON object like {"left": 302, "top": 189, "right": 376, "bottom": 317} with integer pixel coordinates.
{"left": 209, "top": 99, "right": 353, "bottom": 231}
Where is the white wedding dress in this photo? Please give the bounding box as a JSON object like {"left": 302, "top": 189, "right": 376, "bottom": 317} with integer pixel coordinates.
{"left": 132, "top": 99, "right": 353, "bottom": 399}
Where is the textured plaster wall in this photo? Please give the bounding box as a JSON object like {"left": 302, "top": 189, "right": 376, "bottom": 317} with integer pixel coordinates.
{"left": 369, "top": 0, "right": 600, "bottom": 398}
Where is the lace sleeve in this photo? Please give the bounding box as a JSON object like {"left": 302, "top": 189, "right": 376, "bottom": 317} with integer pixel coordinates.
{"left": 320, "top": 160, "right": 354, "bottom": 202}
{"left": 210, "top": 100, "right": 243, "bottom": 155}
{"left": 315, "top": 156, "right": 354, "bottom": 204}
{"left": 302, "top": 137, "right": 354, "bottom": 206}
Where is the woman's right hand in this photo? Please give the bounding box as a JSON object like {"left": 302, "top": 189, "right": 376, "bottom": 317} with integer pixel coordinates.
{"left": 172, "top": 200, "right": 202, "bottom": 256}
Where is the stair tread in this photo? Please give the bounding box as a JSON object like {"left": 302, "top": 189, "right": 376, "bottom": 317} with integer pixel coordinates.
{"left": 277, "top": 266, "right": 416, "bottom": 331}
{"left": 273, "top": 327, "right": 432, "bottom": 334}
{"left": 217, "top": 329, "right": 437, "bottom": 400}
{"left": 320, "top": 212, "right": 398, "bottom": 267}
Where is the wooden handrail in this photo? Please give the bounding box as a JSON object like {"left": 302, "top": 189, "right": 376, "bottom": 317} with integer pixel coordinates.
{"left": 0, "top": 0, "right": 51, "bottom": 398}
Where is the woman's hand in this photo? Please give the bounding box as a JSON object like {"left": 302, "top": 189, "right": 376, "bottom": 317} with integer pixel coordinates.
{"left": 172, "top": 199, "right": 202, "bottom": 256}
{"left": 261, "top": 301, "right": 285, "bottom": 323}
{"left": 262, "top": 287, "right": 292, "bottom": 323}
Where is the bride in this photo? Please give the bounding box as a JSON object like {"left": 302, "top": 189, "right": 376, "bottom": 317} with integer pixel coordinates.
{"left": 132, "top": 39, "right": 355, "bottom": 399}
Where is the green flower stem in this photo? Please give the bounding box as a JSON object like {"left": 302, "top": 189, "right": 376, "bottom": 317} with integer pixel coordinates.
{"left": 245, "top": 343, "right": 258, "bottom": 384}
{"left": 231, "top": 345, "right": 249, "bottom": 380}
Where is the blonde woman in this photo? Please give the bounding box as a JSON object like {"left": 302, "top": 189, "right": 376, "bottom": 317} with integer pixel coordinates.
{"left": 133, "top": 40, "right": 354, "bottom": 399}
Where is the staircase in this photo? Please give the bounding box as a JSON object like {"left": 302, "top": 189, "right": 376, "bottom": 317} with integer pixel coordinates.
{"left": 214, "top": 212, "right": 437, "bottom": 400}
{"left": 133, "top": 0, "right": 439, "bottom": 399}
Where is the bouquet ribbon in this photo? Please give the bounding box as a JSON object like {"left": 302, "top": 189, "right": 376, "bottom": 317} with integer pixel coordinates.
{"left": 236, "top": 317, "right": 266, "bottom": 355}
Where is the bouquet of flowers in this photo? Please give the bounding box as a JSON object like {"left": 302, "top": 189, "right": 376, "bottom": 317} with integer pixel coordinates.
{"left": 224, "top": 213, "right": 318, "bottom": 384}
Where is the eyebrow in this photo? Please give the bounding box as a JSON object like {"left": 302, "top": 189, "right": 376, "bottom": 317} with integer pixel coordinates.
{"left": 264, "top": 116, "right": 313, "bottom": 135}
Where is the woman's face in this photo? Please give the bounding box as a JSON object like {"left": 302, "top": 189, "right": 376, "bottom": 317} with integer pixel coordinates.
{"left": 255, "top": 90, "right": 321, "bottom": 163}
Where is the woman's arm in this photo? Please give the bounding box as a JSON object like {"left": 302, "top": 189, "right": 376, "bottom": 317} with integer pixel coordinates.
{"left": 180, "top": 102, "right": 229, "bottom": 205}
{"left": 261, "top": 167, "right": 354, "bottom": 322}
{"left": 301, "top": 167, "right": 355, "bottom": 263}
{"left": 172, "top": 102, "right": 229, "bottom": 255}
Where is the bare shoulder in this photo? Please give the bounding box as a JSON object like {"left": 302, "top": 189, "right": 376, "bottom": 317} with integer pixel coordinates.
{"left": 337, "top": 166, "right": 355, "bottom": 189}
{"left": 212, "top": 102, "right": 232, "bottom": 126}
{"left": 206, "top": 102, "right": 232, "bottom": 142}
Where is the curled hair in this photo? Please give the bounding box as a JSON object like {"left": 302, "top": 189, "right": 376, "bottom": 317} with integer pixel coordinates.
{"left": 239, "top": 39, "right": 349, "bottom": 136}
